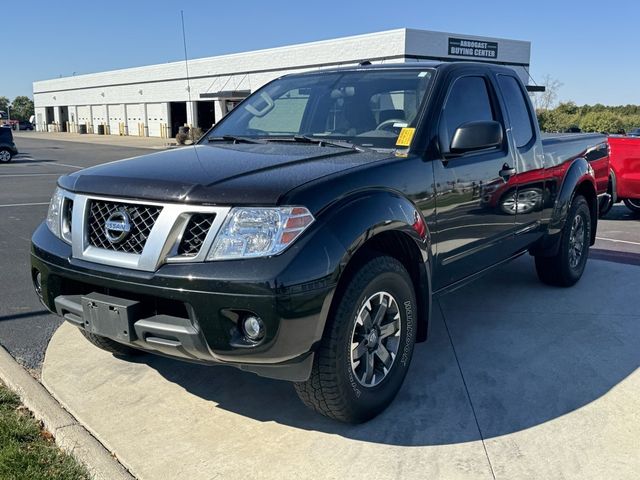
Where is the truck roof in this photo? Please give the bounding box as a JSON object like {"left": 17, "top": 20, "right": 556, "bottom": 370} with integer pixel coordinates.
{"left": 287, "top": 61, "right": 518, "bottom": 78}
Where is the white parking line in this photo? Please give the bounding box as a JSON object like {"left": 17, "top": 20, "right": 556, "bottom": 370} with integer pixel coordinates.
{"left": 0, "top": 202, "right": 49, "bottom": 208}
{"left": 31, "top": 161, "right": 84, "bottom": 170}
{"left": 596, "top": 236, "right": 640, "bottom": 246}
{"left": 53, "top": 162, "right": 84, "bottom": 169}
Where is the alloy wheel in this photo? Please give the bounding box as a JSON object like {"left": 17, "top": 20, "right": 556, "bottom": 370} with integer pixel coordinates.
{"left": 568, "top": 214, "right": 586, "bottom": 268}
{"left": 350, "top": 291, "right": 402, "bottom": 387}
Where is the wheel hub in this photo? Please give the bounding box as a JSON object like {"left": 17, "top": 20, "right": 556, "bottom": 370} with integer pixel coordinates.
{"left": 367, "top": 330, "right": 379, "bottom": 348}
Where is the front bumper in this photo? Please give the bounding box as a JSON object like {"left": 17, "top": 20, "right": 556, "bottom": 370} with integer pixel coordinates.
{"left": 31, "top": 223, "right": 340, "bottom": 381}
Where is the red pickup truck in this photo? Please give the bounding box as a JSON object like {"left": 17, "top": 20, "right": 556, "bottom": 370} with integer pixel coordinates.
{"left": 603, "top": 136, "right": 640, "bottom": 214}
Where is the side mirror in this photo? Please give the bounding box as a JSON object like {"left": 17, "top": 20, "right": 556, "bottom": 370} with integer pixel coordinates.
{"left": 449, "top": 121, "right": 503, "bottom": 154}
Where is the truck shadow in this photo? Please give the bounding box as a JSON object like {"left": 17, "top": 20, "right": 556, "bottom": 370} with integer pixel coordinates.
{"left": 5, "top": 154, "right": 58, "bottom": 165}
{"left": 138, "top": 256, "right": 640, "bottom": 446}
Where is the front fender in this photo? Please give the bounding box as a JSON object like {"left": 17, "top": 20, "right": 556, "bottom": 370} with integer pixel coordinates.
{"left": 319, "top": 189, "right": 432, "bottom": 261}
{"left": 276, "top": 189, "right": 433, "bottom": 347}
{"left": 318, "top": 189, "right": 433, "bottom": 342}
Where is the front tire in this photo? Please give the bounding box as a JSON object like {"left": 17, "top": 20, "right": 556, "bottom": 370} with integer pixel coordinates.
{"left": 295, "top": 255, "right": 417, "bottom": 423}
{"left": 0, "top": 148, "right": 12, "bottom": 163}
{"left": 623, "top": 198, "right": 640, "bottom": 214}
{"left": 79, "top": 329, "right": 143, "bottom": 357}
{"left": 535, "top": 195, "right": 591, "bottom": 287}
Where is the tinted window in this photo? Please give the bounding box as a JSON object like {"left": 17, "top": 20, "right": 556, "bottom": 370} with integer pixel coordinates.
{"left": 442, "top": 76, "right": 495, "bottom": 148}
{"left": 497, "top": 75, "right": 534, "bottom": 148}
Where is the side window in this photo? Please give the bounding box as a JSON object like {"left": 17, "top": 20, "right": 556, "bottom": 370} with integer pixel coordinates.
{"left": 497, "top": 75, "right": 534, "bottom": 148}
{"left": 247, "top": 88, "right": 310, "bottom": 134}
{"left": 441, "top": 76, "right": 495, "bottom": 148}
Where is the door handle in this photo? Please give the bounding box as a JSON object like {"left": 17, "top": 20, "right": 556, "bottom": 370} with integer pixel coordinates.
{"left": 499, "top": 164, "right": 516, "bottom": 180}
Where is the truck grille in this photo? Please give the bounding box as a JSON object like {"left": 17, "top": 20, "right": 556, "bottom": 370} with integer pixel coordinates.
{"left": 87, "top": 200, "right": 162, "bottom": 254}
{"left": 177, "top": 213, "right": 216, "bottom": 256}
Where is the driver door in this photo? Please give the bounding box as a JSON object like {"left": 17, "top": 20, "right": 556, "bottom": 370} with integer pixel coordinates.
{"left": 432, "top": 74, "right": 517, "bottom": 288}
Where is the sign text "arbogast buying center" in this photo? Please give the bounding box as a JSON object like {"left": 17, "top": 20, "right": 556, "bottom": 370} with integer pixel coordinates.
{"left": 448, "top": 38, "right": 498, "bottom": 59}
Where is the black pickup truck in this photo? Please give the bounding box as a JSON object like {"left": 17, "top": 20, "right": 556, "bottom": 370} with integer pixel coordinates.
{"left": 31, "top": 62, "right": 609, "bottom": 423}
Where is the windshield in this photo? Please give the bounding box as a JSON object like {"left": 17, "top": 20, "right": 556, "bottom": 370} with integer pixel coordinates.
{"left": 205, "top": 68, "right": 435, "bottom": 150}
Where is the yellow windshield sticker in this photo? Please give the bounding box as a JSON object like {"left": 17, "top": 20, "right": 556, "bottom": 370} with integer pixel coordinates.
{"left": 396, "top": 128, "right": 415, "bottom": 147}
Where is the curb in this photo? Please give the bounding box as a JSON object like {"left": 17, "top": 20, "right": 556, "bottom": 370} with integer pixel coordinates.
{"left": 0, "top": 346, "right": 134, "bottom": 480}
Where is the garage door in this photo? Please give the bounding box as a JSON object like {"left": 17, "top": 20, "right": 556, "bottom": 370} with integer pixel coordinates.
{"left": 92, "top": 105, "right": 107, "bottom": 132}
{"left": 126, "top": 104, "right": 145, "bottom": 136}
{"left": 77, "top": 106, "right": 91, "bottom": 127}
{"left": 108, "top": 105, "right": 126, "bottom": 135}
{"left": 146, "top": 103, "right": 167, "bottom": 138}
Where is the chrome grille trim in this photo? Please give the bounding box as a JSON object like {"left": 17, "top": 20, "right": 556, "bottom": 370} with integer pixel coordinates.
{"left": 66, "top": 192, "right": 230, "bottom": 272}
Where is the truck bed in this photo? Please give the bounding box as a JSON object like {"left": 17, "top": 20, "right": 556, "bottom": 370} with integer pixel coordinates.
{"left": 541, "top": 133, "right": 610, "bottom": 195}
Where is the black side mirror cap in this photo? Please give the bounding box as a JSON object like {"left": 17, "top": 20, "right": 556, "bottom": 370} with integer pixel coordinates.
{"left": 449, "top": 120, "right": 503, "bottom": 154}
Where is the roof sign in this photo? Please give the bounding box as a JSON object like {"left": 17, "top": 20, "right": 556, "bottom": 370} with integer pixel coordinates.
{"left": 448, "top": 37, "right": 498, "bottom": 59}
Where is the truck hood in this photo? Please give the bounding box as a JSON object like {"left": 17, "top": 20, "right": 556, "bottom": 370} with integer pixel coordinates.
{"left": 59, "top": 143, "right": 388, "bottom": 206}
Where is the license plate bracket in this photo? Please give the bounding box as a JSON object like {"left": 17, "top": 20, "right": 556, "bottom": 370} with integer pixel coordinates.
{"left": 81, "top": 292, "right": 141, "bottom": 342}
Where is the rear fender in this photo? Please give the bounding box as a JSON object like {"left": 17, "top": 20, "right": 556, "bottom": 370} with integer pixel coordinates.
{"left": 535, "top": 157, "right": 597, "bottom": 256}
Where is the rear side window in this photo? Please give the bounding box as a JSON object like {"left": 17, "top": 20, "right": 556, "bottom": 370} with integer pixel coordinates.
{"left": 497, "top": 75, "right": 534, "bottom": 148}
{"left": 441, "top": 76, "right": 495, "bottom": 148}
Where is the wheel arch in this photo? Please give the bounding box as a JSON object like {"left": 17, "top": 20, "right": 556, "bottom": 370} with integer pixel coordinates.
{"left": 532, "top": 157, "right": 598, "bottom": 256}
{"left": 317, "top": 191, "right": 433, "bottom": 344}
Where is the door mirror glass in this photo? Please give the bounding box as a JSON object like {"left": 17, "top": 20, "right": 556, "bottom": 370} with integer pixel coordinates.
{"left": 449, "top": 120, "right": 503, "bottom": 154}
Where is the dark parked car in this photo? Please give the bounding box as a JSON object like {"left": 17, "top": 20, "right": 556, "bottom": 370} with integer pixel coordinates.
{"left": 628, "top": 128, "right": 640, "bottom": 137}
{"left": 32, "top": 62, "right": 609, "bottom": 422}
{"left": 18, "top": 120, "right": 34, "bottom": 131}
{"left": 0, "top": 126, "right": 18, "bottom": 162}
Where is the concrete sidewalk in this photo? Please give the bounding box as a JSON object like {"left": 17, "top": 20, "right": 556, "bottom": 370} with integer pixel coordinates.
{"left": 41, "top": 256, "right": 640, "bottom": 480}
{"left": 13, "top": 131, "right": 175, "bottom": 150}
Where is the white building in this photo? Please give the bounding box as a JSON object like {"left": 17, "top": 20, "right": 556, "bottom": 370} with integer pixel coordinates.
{"left": 33, "top": 28, "right": 531, "bottom": 138}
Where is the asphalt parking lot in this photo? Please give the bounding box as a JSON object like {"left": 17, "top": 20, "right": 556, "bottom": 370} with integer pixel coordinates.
{"left": 1, "top": 134, "right": 639, "bottom": 479}
{"left": 0, "top": 134, "right": 151, "bottom": 370}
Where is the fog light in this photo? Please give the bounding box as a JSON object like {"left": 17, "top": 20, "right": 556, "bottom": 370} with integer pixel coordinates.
{"left": 242, "top": 315, "right": 265, "bottom": 342}
{"left": 34, "top": 271, "right": 43, "bottom": 299}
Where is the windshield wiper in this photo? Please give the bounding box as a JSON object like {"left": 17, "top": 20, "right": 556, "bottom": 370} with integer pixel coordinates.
{"left": 265, "top": 135, "right": 366, "bottom": 152}
{"left": 207, "top": 135, "right": 266, "bottom": 144}
{"left": 293, "top": 135, "right": 367, "bottom": 152}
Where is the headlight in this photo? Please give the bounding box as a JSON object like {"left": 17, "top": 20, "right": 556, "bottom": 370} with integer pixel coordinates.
{"left": 46, "top": 187, "right": 72, "bottom": 243}
{"left": 46, "top": 187, "right": 65, "bottom": 239}
{"left": 207, "top": 207, "right": 314, "bottom": 260}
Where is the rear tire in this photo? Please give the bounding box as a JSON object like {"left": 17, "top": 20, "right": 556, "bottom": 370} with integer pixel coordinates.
{"left": 535, "top": 195, "right": 591, "bottom": 287}
{"left": 294, "top": 255, "right": 417, "bottom": 423}
{"left": 79, "top": 329, "right": 143, "bottom": 357}
{"left": 0, "top": 148, "right": 12, "bottom": 163}
{"left": 623, "top": 198, "right": 640, "bottom": 214}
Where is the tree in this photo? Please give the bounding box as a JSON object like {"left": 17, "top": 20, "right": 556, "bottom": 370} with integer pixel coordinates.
{"left": 537, "top": 109, "right": 578, "bottom": 133}
{"left": 0, "top": 96, "right": 9, "bottom": 114}
{"left": 579, "top": 111, "right": 624, "bottom": 134}
{"left": 533, "top": 75, "right": 563, "bottom": 111}
{"left": 10, "top": 96, "right": 34, "bottom": 121}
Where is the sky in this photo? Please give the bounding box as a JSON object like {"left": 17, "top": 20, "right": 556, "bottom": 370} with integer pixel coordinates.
{"left": 1, "top": 0, "right": 638, "bottom": 106}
